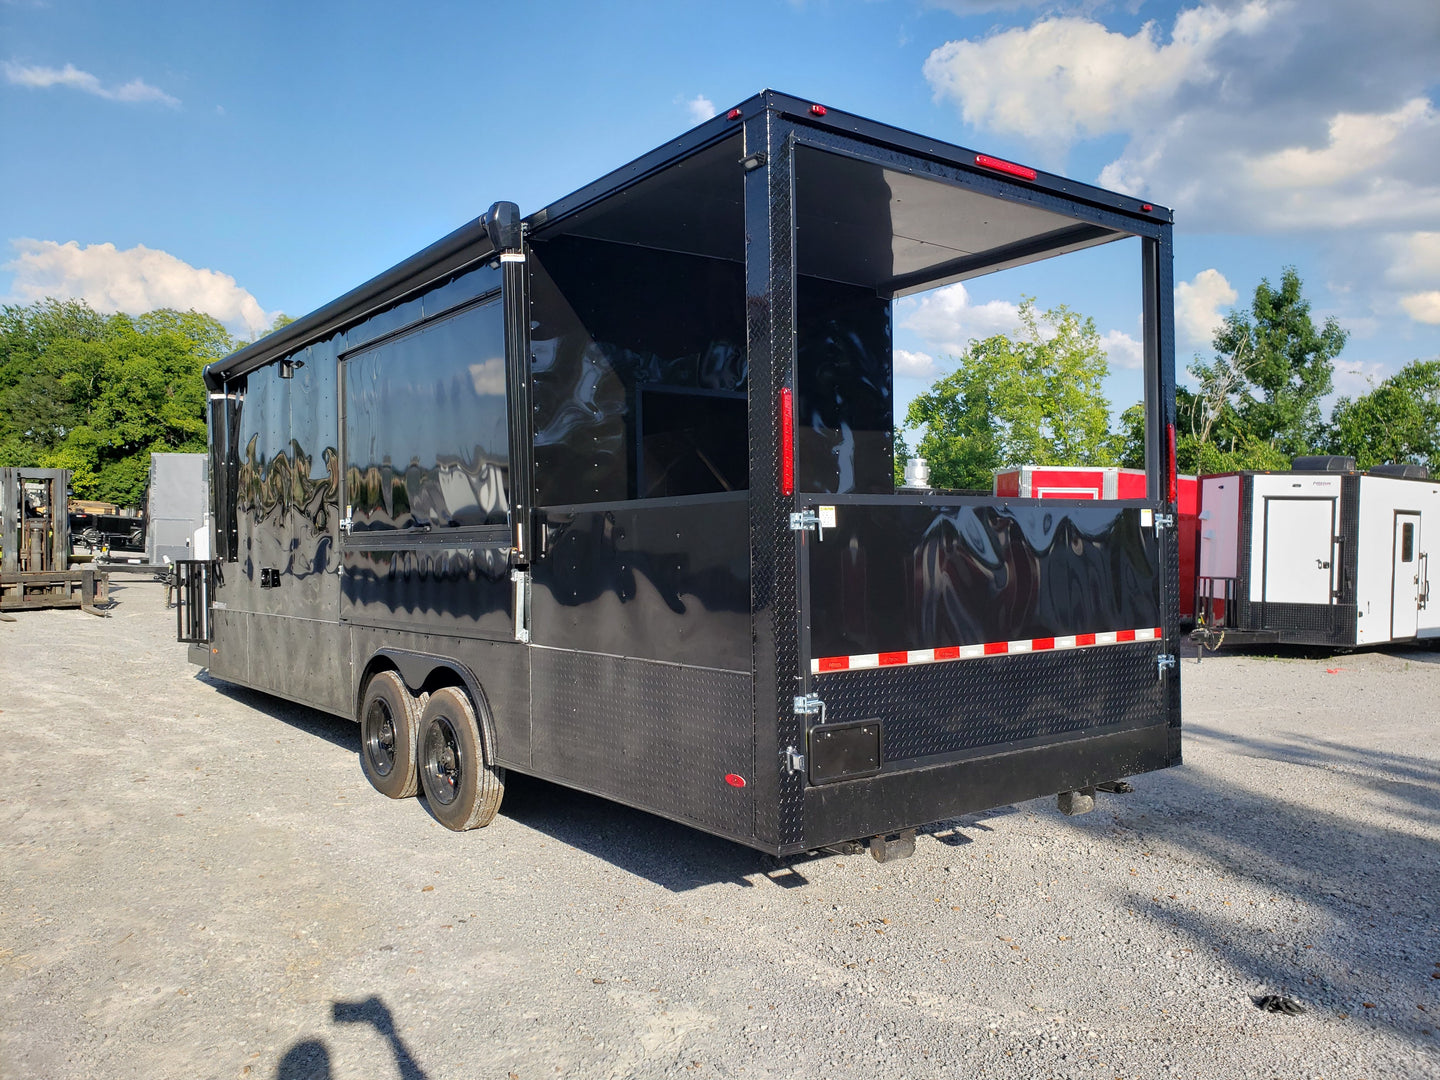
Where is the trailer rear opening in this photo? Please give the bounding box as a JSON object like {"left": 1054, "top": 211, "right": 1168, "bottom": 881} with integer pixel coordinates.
{"left": 178, "top": 91, "right": 1182, "bottom": 858}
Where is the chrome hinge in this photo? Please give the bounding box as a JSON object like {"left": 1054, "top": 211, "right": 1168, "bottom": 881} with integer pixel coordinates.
{"left": 340, "top": 506, "right": 354, "bottom": 536}
{"left": 793, "top": 693, "right": 826, "bottom": 723}
{"left": 1153, "top": 512, "right": 1175, "bottom": 536}
{"left": 783, "top": 745, "right": 807, "bottom": 774}
{"left": 511, "top": 568, "right": 531, "bottom": 643}
{"left": 1157, "top": 653, "right": 1177, "bottom": 678}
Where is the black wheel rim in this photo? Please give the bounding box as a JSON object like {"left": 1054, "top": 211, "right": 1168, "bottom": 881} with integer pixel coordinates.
{"left": 364, "top": 698, "right": 396, "bottom": 778}
{"left": 423, "top": 715, "right": 464, "bottom": 806}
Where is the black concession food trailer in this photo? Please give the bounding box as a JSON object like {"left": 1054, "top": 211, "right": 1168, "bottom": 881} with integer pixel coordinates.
{"left": 178, "top": 91, "right": 1183, "bottom": 858}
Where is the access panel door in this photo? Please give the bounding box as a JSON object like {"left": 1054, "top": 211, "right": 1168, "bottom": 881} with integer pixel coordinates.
{"left": 1262, "top": 497, "right": 1336, "bottom": 605}
{"left": 1392, "top": 513, "right": 1421, "bottom": 640}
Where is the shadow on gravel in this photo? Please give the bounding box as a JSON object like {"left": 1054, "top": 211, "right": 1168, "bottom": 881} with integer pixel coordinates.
{"left": 198, "top": 674, "right": 359, "bottom": 752}
{"left": 1063, "top": 729, "right": 1440, "bottom": 1047}
{"left": 499, "top": 773, "right": 802, "bottom": 892}
{"left": 275, "top": 996, "right": 429, "bottom": 1079}
{"left": 501, "top": 775, "right": 1017, "bottom": 893}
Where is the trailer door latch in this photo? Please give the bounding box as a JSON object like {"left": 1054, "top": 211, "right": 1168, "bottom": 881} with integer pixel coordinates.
{"left": 1153, "top": 512, "right": 1175, "bottom": 536}
{"left": 783, "top": 745, "right": 807, "bottom": 774}
{"left": 790, "top": 506, "right": 835, "bottom": 540}
{"left": 793, "top": 693, "right": 826, "bottom": 723}
{"left": 340, "top": 506, "right": 354, "bottom": 536}
{"left": 1157, "top": 653, "right": 1176, "bottom": 678}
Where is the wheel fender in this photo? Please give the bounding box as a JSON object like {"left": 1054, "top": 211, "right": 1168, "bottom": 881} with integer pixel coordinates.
{"left": 364, "top": 648, "right": 502, "bottom": 768}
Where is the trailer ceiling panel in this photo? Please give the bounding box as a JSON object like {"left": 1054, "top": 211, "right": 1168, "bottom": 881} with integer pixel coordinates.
{"left": 548, "top": 134, "right": 745, "bottom": 263}
{"left": 794, "top": 146, "right": 1128, "bottom": 296}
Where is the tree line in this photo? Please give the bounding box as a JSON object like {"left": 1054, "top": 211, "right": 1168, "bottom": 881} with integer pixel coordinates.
{"left": 903, "top": 268, "right": 1440, "bottom": 490}
{"left": 0, "top": 299, "right": 292, "bottom": 506}
{"left": 3, "top": 271, "right": 1436, "bottom": 507}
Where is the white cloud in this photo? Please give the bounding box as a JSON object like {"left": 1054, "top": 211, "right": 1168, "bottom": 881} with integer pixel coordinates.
{"left": 4, "top": 61, "right": 179, "bottom": 106}
{"left": 1249, "top": 98, "right": 1433, "bottom": 190}
{"left": 898, "top": 282, "right": 1021, "bottom": 356}
{"left": 1400, "top": 291, "right": 1440, "bottom": 325}
{"left": 922, "top": 4, "right": 1273, "bottom": 146}
{"left": 5, "top": 239, "right": 276, "bottom": 337}
{"left": 1331, "top": 358, "right": 1390, "bottom": 397}
{"left": 1386, "top": 232, "right": 1440, "bottom": 289}
{"left": 894, "top": 348, "right": 939, "bottom": 379}
{"left": 685, "top": 94, "right": 716, "bottom": 125}
{"left": 1100, "top": 328, "right": 1143, "bottom": 370}
{"left": 1174, "top": 268, "right": 1237, "bottom": 347}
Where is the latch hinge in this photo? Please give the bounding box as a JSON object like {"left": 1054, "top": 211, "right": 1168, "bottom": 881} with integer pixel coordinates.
{"left": 1153, "top": 512, "right": 1176, "bottom": 536}
{"left": 793, "top": 693, "right": 826, "bottom": 722}
{"left": 1157, "top": 653, "right": 1177, "bottom": 678}
{"left": 783, "top": 745, "right": 806, "bottom": 774}
{"left": 340, "top": 506, "right": 354, "bottom": 536}
{"left": 789, "top": 506, "right": 835, "bottom": 540}
{"left": 790, "top": 510, "right": 819, "bottom": 532}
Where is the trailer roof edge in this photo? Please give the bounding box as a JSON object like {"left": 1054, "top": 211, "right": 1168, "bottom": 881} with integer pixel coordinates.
{"left": 204, "top": 215, "right": 497, "bottom": 388}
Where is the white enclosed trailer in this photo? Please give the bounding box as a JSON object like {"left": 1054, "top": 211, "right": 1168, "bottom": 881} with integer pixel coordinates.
{"left": 1196, "top": 458, "right": 1436, "bottom": 647}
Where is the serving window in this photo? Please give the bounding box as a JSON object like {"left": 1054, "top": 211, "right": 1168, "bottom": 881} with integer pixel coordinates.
{"left": 342, "top": 298, "right": 509, "bottom": 533}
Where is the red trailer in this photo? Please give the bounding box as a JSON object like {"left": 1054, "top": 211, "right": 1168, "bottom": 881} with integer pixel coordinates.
{"left": 994, "top": 466, "right": 1198, "bottom": 620}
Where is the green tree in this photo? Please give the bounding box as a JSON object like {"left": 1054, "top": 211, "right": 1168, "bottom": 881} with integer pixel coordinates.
{"left": 1210, "top": 266, "right": 1347, "bottom": 455}
{"left": 1328, "top": 359, "right": 1440, "bottom": 472}
{"left": 903, "top": 299, "right": 1116, "bottom": 490}
{"left": 0, "top": 299, "right": 225, "bottom": 504}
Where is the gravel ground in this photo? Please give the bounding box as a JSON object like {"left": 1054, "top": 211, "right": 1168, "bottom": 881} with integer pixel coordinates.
{"left": 2, "top": 579, "right": 1438, "bottom": 1080}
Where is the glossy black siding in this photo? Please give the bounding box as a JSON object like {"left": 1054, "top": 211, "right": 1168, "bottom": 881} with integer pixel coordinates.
{"left": 529, "top": 495, "right": 751, "bottom": 671}
{"left": 805, "top": 501, "right": 1161, "bottom": 661}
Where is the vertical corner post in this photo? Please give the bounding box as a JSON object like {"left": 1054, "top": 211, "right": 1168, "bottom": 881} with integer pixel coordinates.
{"left": 745, "top": 105, "right": 805, "bottom": 850}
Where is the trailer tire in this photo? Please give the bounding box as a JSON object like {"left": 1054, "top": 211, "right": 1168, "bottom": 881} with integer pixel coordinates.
{"left": 416, "top": 686, "right": 505, "bottom": 831}
{"left": 359, "top": 670, "right": 421, "bottom": 799}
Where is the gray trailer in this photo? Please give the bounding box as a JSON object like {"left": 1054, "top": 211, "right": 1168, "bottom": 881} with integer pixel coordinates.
{"left": 146, "top": 452, "right": 210, "bottom": 566}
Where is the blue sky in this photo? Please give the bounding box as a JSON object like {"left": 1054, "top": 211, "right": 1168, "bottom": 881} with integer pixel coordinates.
{"left": 2, "top": 0, "right": 1437, "bottom": 424}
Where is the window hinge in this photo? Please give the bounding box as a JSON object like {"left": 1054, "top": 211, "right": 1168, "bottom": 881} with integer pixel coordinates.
{"left": 511, "top": 568, "right": 531, "bottom": 643}
{"left": 793, "top": 693, "right": 826, "bottom": 723}
{"left": 1157, "top": 653, "right": 1177, "bottom": 679}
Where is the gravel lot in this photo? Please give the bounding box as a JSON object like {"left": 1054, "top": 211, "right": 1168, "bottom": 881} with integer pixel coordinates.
{"left": 2, "top": 579, "right": 1438, "bottom": 1080}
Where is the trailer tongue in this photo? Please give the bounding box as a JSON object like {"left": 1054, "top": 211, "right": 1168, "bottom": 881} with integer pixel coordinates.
{"left": 179, "top": 91, "right": 1181, "bottom": 859}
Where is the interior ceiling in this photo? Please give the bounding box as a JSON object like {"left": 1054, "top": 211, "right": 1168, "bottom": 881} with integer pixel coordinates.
{"left": 547, "top": 137, "right": 1129, "bottom": 295}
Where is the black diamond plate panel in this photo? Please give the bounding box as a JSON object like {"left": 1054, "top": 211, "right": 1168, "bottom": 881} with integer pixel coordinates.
{"left": 531, "top": 649, "right": 754, "bottom": 840}
{"left": 815, "top": 643, "right": 1165, "bottom": 764}
{"left": 745, "top": 110, "right": 805, "bottom": 850}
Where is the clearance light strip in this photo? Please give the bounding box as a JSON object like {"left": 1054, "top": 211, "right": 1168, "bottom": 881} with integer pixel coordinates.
{"left": 811, "top": 627, "right": 1163, "bottom": 675}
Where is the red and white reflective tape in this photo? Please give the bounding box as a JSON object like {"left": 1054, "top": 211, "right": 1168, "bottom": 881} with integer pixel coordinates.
{"left": 811, "top": 627, "right": 1163, "bottom": 675}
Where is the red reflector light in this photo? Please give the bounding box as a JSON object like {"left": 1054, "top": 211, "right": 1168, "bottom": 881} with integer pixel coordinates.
{"left": 975, "top": 153, "right": 1037, "bottom": 181}
{"left": 810, "top": 104, "right": 827, "bottom": 116}
{"left": 727, "top": 107, "right": 742, "bottom": 120}
{"left": 1166, "top": 422, "right": 1178, "bottom": 504}
{"left": 1141, "top": 203, "right": 1153, "bottom": 212}
{"left": 725, "top": 773, "right": 746, "bottom": 788}
{"left": 779, "top": 387, "right": 795, "bottom": 497}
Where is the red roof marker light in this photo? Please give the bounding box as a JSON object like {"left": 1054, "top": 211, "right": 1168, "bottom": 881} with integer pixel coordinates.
{"left": 975, "top": 153, "right": 1037, "bottom": 181}
{"left": 727, "top": 107, "right": 742, "bottom": 121}
{"left": 809, "top": 104, "right": 827, "bottom": 116}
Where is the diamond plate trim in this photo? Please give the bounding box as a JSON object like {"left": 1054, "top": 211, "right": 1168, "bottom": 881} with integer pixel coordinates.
{"left": 815, "top": 643, "right": 1165, "bottom": 764}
